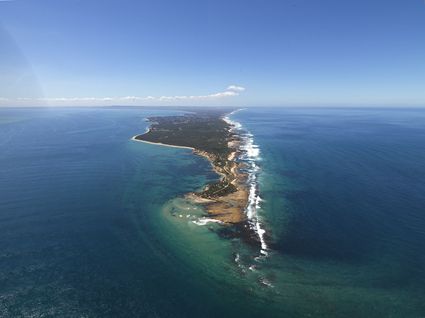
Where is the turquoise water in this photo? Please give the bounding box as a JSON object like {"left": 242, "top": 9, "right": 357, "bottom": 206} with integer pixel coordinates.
{"left": 1, "top": 107, "right": 425, "bottom": 317}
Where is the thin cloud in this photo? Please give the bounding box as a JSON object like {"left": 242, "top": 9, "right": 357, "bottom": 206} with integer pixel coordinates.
{"left": 1, "top": 85, "right": 246, "bottom": 106}
{"left": 227, "top": 85, "right": 246, "bottom": 92}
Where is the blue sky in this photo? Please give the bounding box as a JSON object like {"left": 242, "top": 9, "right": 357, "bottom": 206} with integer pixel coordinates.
{"left": 0, "top": 0, "right": 424, "bottom": 107}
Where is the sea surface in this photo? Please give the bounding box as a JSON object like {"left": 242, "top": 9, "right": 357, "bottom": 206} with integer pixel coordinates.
{"left": 0, "top": 107, "right": 425, "bottom": 317}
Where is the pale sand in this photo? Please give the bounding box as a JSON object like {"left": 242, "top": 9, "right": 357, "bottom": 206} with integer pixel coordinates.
{"left": 204, "top": 186, "right": 249, "bottom": 223}
{"left": 132, "top": 118, "right": 249, "bottom": 225}
{"left": 185, "top": 193, "right": 214, "bottom": 204}
{"left": 186, "top": 156, "right": 249, "bottom": 223}
{"left": 228, "top": 151, "right": 237, "bottom": 161}
{"left": 131, "top": 136, "right": 195, "bottom": 150}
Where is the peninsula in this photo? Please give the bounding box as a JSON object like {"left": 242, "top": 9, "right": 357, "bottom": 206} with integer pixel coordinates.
{"left": 132, "top": 108, "right": 249, "bottom": 225}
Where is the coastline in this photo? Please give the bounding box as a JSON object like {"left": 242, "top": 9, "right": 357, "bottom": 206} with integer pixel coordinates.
{"left": 131, "top": 136, "right": 195, "bottom": 150}
{"left": 224, "top": 111, "right": 269, "bottom": 255}
{"left": 131, "top": 109, "right": 266, "bottom": 251}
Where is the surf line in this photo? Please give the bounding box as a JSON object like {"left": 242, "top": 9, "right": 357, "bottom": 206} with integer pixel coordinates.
{"left": 223, "top": 111, "right": 268, "bottom": 257}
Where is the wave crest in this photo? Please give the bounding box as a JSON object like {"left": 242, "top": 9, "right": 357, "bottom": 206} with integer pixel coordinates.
{"left": 224, "top": 110, "right": 268, "bottom": 256}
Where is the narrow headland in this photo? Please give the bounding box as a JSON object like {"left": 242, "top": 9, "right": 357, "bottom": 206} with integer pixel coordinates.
{"left": 132, "top": 108, "right": 262, "bottom": 248}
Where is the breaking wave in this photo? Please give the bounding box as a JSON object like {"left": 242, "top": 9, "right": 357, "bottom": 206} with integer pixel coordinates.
{"left": 192, "top": 218, "right": 223, "bottom": 226}
{"left": 224, "top": 110, "right": 268, "bottom": 257}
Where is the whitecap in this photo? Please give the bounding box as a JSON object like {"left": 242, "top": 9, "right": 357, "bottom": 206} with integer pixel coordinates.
{"left": 192, "top": 218, "right": 223, "bottom": 226}
{"left": 260, "top": 278, "right": 274, "bottom": 288}
{"left": 226, "top": 110, "right": 269, "bottom": 257}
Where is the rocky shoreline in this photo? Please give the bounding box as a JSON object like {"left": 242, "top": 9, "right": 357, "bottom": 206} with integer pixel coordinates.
{"left": 186, "top": 138, "right": 248, "bottom": 224}
{"left": 133, "top": 109, "right": 262, "bottom": 249}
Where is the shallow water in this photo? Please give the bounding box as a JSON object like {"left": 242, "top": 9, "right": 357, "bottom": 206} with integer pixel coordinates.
{"left": 1, "top": 107, "right": 425, "bottom": 317}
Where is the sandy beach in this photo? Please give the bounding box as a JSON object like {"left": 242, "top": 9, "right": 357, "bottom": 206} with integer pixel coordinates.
{"left": 131, "top": 136, "right": 195, "bottom": 150}
{"left": 132, "top": 116, "right": 249, "bottom": 225}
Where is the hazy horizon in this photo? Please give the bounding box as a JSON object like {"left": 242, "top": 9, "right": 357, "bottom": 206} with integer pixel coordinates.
{"left": 1, "top": 0, "right": 424, "bottom": 107}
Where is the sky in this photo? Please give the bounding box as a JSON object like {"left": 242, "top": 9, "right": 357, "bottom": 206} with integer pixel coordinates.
{"left": 0, "top": 0, "right": 424, "bottom": 107}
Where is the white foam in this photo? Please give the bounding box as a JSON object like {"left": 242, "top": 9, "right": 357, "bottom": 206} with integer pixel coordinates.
{"left": 223, "top": 109, "right": 245, "bottom": 132}
{"left": 249, "top": 265, "right": 257, "bottom": 271}
{"left": 192, "top": 218, "right": 223, "bottom": 226}
{"left": 260, "top": 278, "right": 274, "bottom": 288}
{"left": 226, "top": 111, "right": 269, "bottom": 257}
{"left": 239, "top": 135, "right": 261, "bottom": 161}
{"left": 223, "top": 116, "right": 242, "bottom": 132}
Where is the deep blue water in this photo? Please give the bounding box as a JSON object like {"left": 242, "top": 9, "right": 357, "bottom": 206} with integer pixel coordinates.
{"left": 1, "top": 107, "right": 425, "bottom": 317}
{"left": 233, "top": 107, "right": 425, "bottom": 316}
{"left": 238, "top": 108, "right": 425, "bottom": 263}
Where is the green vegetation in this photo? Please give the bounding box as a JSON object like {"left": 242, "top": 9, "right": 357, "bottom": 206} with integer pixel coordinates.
{"left": 137, "top": 110, "right": 230, "bottom": 154}
{"left": 200, "top": 180, "right": 237, "bottom": 198}
{"left": 135, "top": 108, "right": 238, "bottom": 198}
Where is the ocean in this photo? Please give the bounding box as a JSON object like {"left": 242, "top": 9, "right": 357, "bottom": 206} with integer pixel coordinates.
{"left": 0, "top": 107, "right": 424, "bottom": 317}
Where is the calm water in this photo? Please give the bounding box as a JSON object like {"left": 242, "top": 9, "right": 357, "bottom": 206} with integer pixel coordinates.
{"left": 0, "top": 107, "right": 425, "bottom": 317}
